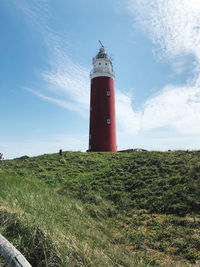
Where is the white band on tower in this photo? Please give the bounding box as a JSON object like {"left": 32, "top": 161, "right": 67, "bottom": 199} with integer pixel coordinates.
{"left": 90, "top": 45, "right": 115, "bottom": 79}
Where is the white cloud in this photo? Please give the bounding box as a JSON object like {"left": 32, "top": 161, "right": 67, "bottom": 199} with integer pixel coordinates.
{"left": 25, "top": 87, "right": 82, "bottom": 113}
{"left": 12, "top": 0, "right": 90, "bottom": 117}
{"left": 12, "top": 0, "right": 50, "bottom": 31}
{"left": 127, "top": 0, "right": 200, "bottom": 61}
{"left": 27, "top": 43, "right": 91, "bottom": 117}
{"left": 116, "top": 83, "right": 200, "bottom": 136}
{"left": 141, "top": 85, "right": 200, "bottom": 134}
{"left": 116, "top": 90, "right": 141, "bottom": 134}
{"left": 122, "top": 0, "right": 200, "bottom": 136}
{"left": 26, "top": 50, "right": 90, "bottom": 117}
{"left": 40, "top": 51, "right": 90, "bottom": 117}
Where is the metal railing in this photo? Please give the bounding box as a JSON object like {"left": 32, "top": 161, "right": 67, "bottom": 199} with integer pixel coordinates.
{"left": 93, "top": 55, "right": 112, "bottom": 62}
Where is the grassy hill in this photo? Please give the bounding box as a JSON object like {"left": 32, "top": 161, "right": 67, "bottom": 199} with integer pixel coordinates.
{"left": 0, "top": 150, "right": 200, "bottom": 266}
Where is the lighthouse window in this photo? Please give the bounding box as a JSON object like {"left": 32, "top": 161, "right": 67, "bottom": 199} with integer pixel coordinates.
{"left": 105, "top": 63, "right": 107, "bottom": 65}
{"left": 106, "top": 91, "right": 110, "bottom": 96}
{"left": 99, "top": 63, "right": 101, "bottom": 65}
{"left": 107, "top": 119, "right": 111, "bottom": 124}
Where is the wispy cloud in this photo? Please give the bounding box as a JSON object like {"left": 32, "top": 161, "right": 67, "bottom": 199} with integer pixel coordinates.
{"left": 141, "top": 85, "right": 200, "bottom": 134}
{"left": 127, "top": 0, "right": 200, "bottom": 61}
{"left": 41, "top": 51, "right": 90, "bottom": 117}
{"left": 25, "top": 87, "right": 82, "bottom": 113}
{"left": 12, "top": 0, "right": 50, "bottom": 31}
{"left": 116, "top": 91, "right": 141, "bottom": 134}
{"left": 123, "top": 0, "right": 200, "bottom": 136}
{"left": 13, "top": 0, "right": 90, "bottom": 117}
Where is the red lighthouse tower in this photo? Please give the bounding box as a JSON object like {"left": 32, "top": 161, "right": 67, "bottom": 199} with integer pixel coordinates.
{"left": 88, "top": 42, "right": 117, "bottom": 152}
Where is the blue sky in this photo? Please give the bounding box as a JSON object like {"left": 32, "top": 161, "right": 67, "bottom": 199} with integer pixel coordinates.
{"left": 1, "top": 0, "right": 200, "bottom": 159}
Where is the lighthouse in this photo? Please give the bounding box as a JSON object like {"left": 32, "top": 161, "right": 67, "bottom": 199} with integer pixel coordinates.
{"left": 88, "top": 42, "right": 117, "bottom": 152}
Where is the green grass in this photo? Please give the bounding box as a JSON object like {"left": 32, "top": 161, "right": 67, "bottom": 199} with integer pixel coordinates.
{"left": 0, "top": 150, "right": 200, "bottom": 266}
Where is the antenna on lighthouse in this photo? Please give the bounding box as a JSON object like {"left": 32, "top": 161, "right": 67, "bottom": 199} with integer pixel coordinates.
{"left": 99, "top": 40, "right": 104, "bottom": 47}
